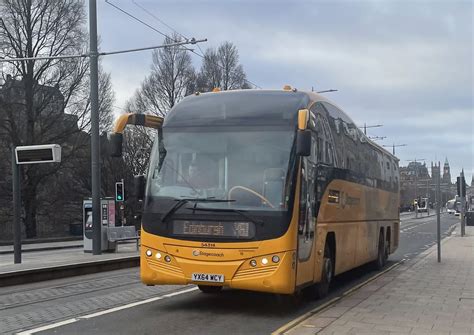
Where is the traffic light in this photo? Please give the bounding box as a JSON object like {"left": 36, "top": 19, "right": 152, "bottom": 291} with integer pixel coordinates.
{"left": 115, "top": 181, "right": 125, "bottom": 202}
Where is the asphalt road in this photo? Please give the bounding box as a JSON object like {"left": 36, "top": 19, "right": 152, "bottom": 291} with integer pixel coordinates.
{"left": 1, "top": 213, "right": 459, "bottom": 335}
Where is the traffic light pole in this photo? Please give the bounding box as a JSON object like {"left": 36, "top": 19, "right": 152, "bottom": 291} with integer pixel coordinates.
{"left": 89, "top": 0, "right": 101, "bottom": 255}
{"left": 460, "top": 171, "right": 466, "bottom": 237}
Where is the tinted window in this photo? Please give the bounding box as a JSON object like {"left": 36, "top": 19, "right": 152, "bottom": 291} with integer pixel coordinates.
{"left": 165, "top": 91, "right": 309, "bottom": 127}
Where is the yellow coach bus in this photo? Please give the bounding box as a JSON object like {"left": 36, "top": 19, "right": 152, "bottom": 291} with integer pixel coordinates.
{"left": 110, "top": 87, "right": 399, "bottom": 297}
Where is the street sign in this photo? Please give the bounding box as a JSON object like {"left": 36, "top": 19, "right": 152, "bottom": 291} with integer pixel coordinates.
{"left": 12, "top": 144, "right": 62, "bottom": 264}
{"left": 15, "top": 144, "right": 61, "bottom": 164}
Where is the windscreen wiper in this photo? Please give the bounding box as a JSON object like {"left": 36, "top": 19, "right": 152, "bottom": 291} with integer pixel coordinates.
{"left": 161, "top": 198, "right": 234, "bottom": 223}
{"left": 185, "top": 207, "right": 264, "bottom": 226}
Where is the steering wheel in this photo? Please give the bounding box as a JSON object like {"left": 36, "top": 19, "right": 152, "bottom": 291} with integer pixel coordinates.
{"left": 228, "top": 186, "right": 276, "bottom": 209}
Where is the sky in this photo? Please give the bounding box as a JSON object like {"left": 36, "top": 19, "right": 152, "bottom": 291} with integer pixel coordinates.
{"left": 95, "top": 0, "right": 473, "bottom": 183}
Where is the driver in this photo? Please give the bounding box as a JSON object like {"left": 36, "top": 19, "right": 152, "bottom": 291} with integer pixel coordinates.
{"left": 188, "top": 156, "right": 216, "bottom": 189}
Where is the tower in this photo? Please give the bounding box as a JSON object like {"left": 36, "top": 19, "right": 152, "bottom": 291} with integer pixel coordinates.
{"left": 442, "top": 157, "right": 451, "bottom": 184}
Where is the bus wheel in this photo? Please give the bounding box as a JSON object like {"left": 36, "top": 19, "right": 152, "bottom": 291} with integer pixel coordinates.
{"left": 198, "top": 285, "right": 222, "bottom": 293}
{"left": 311, "top": 242, "right": 333, "bottom": 299}
{"left": 384, "top": 236, "right": 390, "bottom": 264}
{"left": 372, "top": 232, "right": 385, "bottom": 270}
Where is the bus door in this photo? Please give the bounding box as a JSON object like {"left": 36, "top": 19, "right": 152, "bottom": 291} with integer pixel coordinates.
{"left": 296, "top": 158, "right": 316, "bottom": 286}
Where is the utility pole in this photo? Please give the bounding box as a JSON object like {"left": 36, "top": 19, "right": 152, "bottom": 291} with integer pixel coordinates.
{"left": 1, "top": 2, "right": 206, "bottom": 258}
{"left": 383, "top": 143, "right": 407, "bottom": 155}
{"left": 460, "top": 170, "right": 466, "bottom": 237}
{"left": 89, "top": 0, "right": 101, "bottom": 255}
{"left": 360, "top": 123, "right": 383, "bottom": 136}
{"left": 435, "top": 161, "right": 441, "bottom": 262}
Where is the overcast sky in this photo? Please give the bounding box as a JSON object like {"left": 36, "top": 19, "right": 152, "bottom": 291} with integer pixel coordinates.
{"left": 96, "top": 0, "right": 473, "bottom": 183}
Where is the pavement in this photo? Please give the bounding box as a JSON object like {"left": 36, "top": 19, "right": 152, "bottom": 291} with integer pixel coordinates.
{"left": 283, "top": 224, "right": 474, "bottom": 335}
{"left": 0, "top": 241, "right": 139, "bottom": 287}
{"left": 0, "top": 240, "right": 83, "bottom": 255}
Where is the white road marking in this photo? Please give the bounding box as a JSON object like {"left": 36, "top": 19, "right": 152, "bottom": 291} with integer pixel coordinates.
{"left": 16, "top": 287, "right": 199, "bottom": 334}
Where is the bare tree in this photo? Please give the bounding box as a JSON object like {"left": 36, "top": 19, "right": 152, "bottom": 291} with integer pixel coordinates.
{"left": 0, "top": 0, "right": 114, "bottom": 237}
{"left": 127, "top": 33, "right": 194, "bottom": 117}
{"left": 121, "top": 33, "right": 194, "bottom": 180}
{"left": 197, "top": 41, "right": 250, "bottom": 92}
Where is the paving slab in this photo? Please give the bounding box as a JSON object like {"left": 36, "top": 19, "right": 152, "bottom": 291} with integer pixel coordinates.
{"left": 0, "top": 242, "right": 139, "bottom": 286}
{"left": 286, "top": 225, "right": 474, "bottom": 335}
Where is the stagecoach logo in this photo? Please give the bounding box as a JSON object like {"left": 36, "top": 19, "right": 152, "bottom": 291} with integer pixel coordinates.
{"left": 192, "top": 249, "right": 224, "bottom": 257}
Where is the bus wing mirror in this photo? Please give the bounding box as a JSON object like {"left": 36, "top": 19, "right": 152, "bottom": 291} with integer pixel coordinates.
{"left": 296, "top": 130, "right": 311, "bottom": 157}
{"left": 109, "top": 133, "right": 123, "bottom": 157}
{"left": 134, "top": 175, "right": 146, "bottom": 201}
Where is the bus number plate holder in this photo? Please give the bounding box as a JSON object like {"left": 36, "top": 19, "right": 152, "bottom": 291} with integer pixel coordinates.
{"left": 192, "top": 273, "right": 224, "bottom": 283}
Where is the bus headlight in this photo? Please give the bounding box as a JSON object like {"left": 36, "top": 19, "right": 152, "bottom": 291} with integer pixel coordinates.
{"left": 155, "top": 252, "right": 162, "bottom": 260}
{"left": 164, "top": 255, "right": 171, "bottom": 263}
{"left": 261, "top": 258, "right": 269, "bottom": 265}
{"left": 272, "top": 255, "right": 280, "bottom": 263}
{"left": 250, "top": 259, "right": 257, "bottom": 267}
{"left": 146, "top": 250, "right": 152, "bottom": 257}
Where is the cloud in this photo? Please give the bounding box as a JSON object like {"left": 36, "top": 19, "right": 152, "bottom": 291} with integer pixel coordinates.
{"left": 97, "top": 0, "right": 473, "bottom": 182}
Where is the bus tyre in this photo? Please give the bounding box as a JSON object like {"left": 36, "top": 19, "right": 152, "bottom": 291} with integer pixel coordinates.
{"left": 198, "top": 285, "right": 222, "bottom": 293}
{"left": 372, "top": 232, "right": 385, "bottom": 270}
{"left": 312, "top": 243, "right": 333, "bottom": 299}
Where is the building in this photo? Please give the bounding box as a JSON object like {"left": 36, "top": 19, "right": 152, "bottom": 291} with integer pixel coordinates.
{"left": 399, "top": 160, "right": 455, "bottom": 209}
{"left": 442, "top": 157, "right": 452, "bottom": 185}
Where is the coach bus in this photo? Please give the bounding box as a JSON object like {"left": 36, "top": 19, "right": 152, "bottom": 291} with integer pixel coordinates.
{"left": 110, "top": 87, "right": 400, "bottom": 297}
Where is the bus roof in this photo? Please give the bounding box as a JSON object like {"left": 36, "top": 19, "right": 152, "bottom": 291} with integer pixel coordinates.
{"left": 165, "top": 89, "right": 397, "bottom": 161}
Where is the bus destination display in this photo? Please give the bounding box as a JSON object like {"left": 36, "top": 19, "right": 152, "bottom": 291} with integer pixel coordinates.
{"left": 173, "top": 220, "right": 255, "bottom": 239}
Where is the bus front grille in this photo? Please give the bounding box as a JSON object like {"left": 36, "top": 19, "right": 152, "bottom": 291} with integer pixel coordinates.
{"left": 233, "top": 265, "right": 278, "bottom": 279}
{"left": 147, "top": 259, "right": 184, "bottom": 276}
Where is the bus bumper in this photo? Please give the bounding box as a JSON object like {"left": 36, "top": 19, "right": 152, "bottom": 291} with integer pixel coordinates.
{"left": 140, "top": 246, "right": 296, "bottom": 294}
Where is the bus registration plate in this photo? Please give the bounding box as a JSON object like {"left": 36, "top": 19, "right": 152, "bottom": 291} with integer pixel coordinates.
{"left": 192, "top": 273, "right": 224, "bottom": 283}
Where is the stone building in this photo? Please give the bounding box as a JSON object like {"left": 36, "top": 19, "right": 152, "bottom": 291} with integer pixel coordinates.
{"left": 399, "top": 160, "right": 455, "bottom": 209}
{"left": 442, "top": 158, "right": 452, "bottom": 185}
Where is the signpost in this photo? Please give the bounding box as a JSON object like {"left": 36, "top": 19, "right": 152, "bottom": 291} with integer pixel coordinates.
{"left": 12, "top": 144, "right": 61, "bottom": 263}
{"left": 458, "top": 172, "right": 466, "bottom": 237}
{"left": 435, "top": 161, "right": 441, "bottom": 262}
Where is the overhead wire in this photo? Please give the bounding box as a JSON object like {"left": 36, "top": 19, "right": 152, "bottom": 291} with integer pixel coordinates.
{"left": 130, "top": 1, "right": 261, "bottom": 88}
{"left": 106, "top": 0, "right": 261, "bottom": 89}
{"left": 132, "top": 0, "right": 207, "bottom": 58}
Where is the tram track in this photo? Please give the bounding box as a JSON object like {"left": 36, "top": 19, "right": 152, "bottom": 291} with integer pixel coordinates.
{"left": 0, "top": 271, "right": 140, "bottom": 311}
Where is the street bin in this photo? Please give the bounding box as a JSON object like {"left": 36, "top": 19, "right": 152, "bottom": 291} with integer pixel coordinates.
{"left": 466, "top": 211, "right": 474, "bottom": 226}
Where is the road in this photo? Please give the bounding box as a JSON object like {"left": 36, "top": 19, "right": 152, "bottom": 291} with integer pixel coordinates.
{"left": 0, "top": 213, "right": 459, "bottom": 335}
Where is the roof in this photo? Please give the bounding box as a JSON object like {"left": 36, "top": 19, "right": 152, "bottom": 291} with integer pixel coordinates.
{"left": 165, "top": 88, "right": 396, "bottom": 160}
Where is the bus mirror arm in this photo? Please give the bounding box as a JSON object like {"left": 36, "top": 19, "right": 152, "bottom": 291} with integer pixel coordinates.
{"left": 296, "top": 130, "right": 311, "bottom": 156}
{"left": 109, "top": 133, "right": 123, "bottom": 157}
{"left": 109, "top": 113, "right": 164, "bottom": 158}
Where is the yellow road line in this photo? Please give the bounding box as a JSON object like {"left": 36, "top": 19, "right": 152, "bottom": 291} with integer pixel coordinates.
{"left": 271, "top": 261, "right": 403, "bottom": 335}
